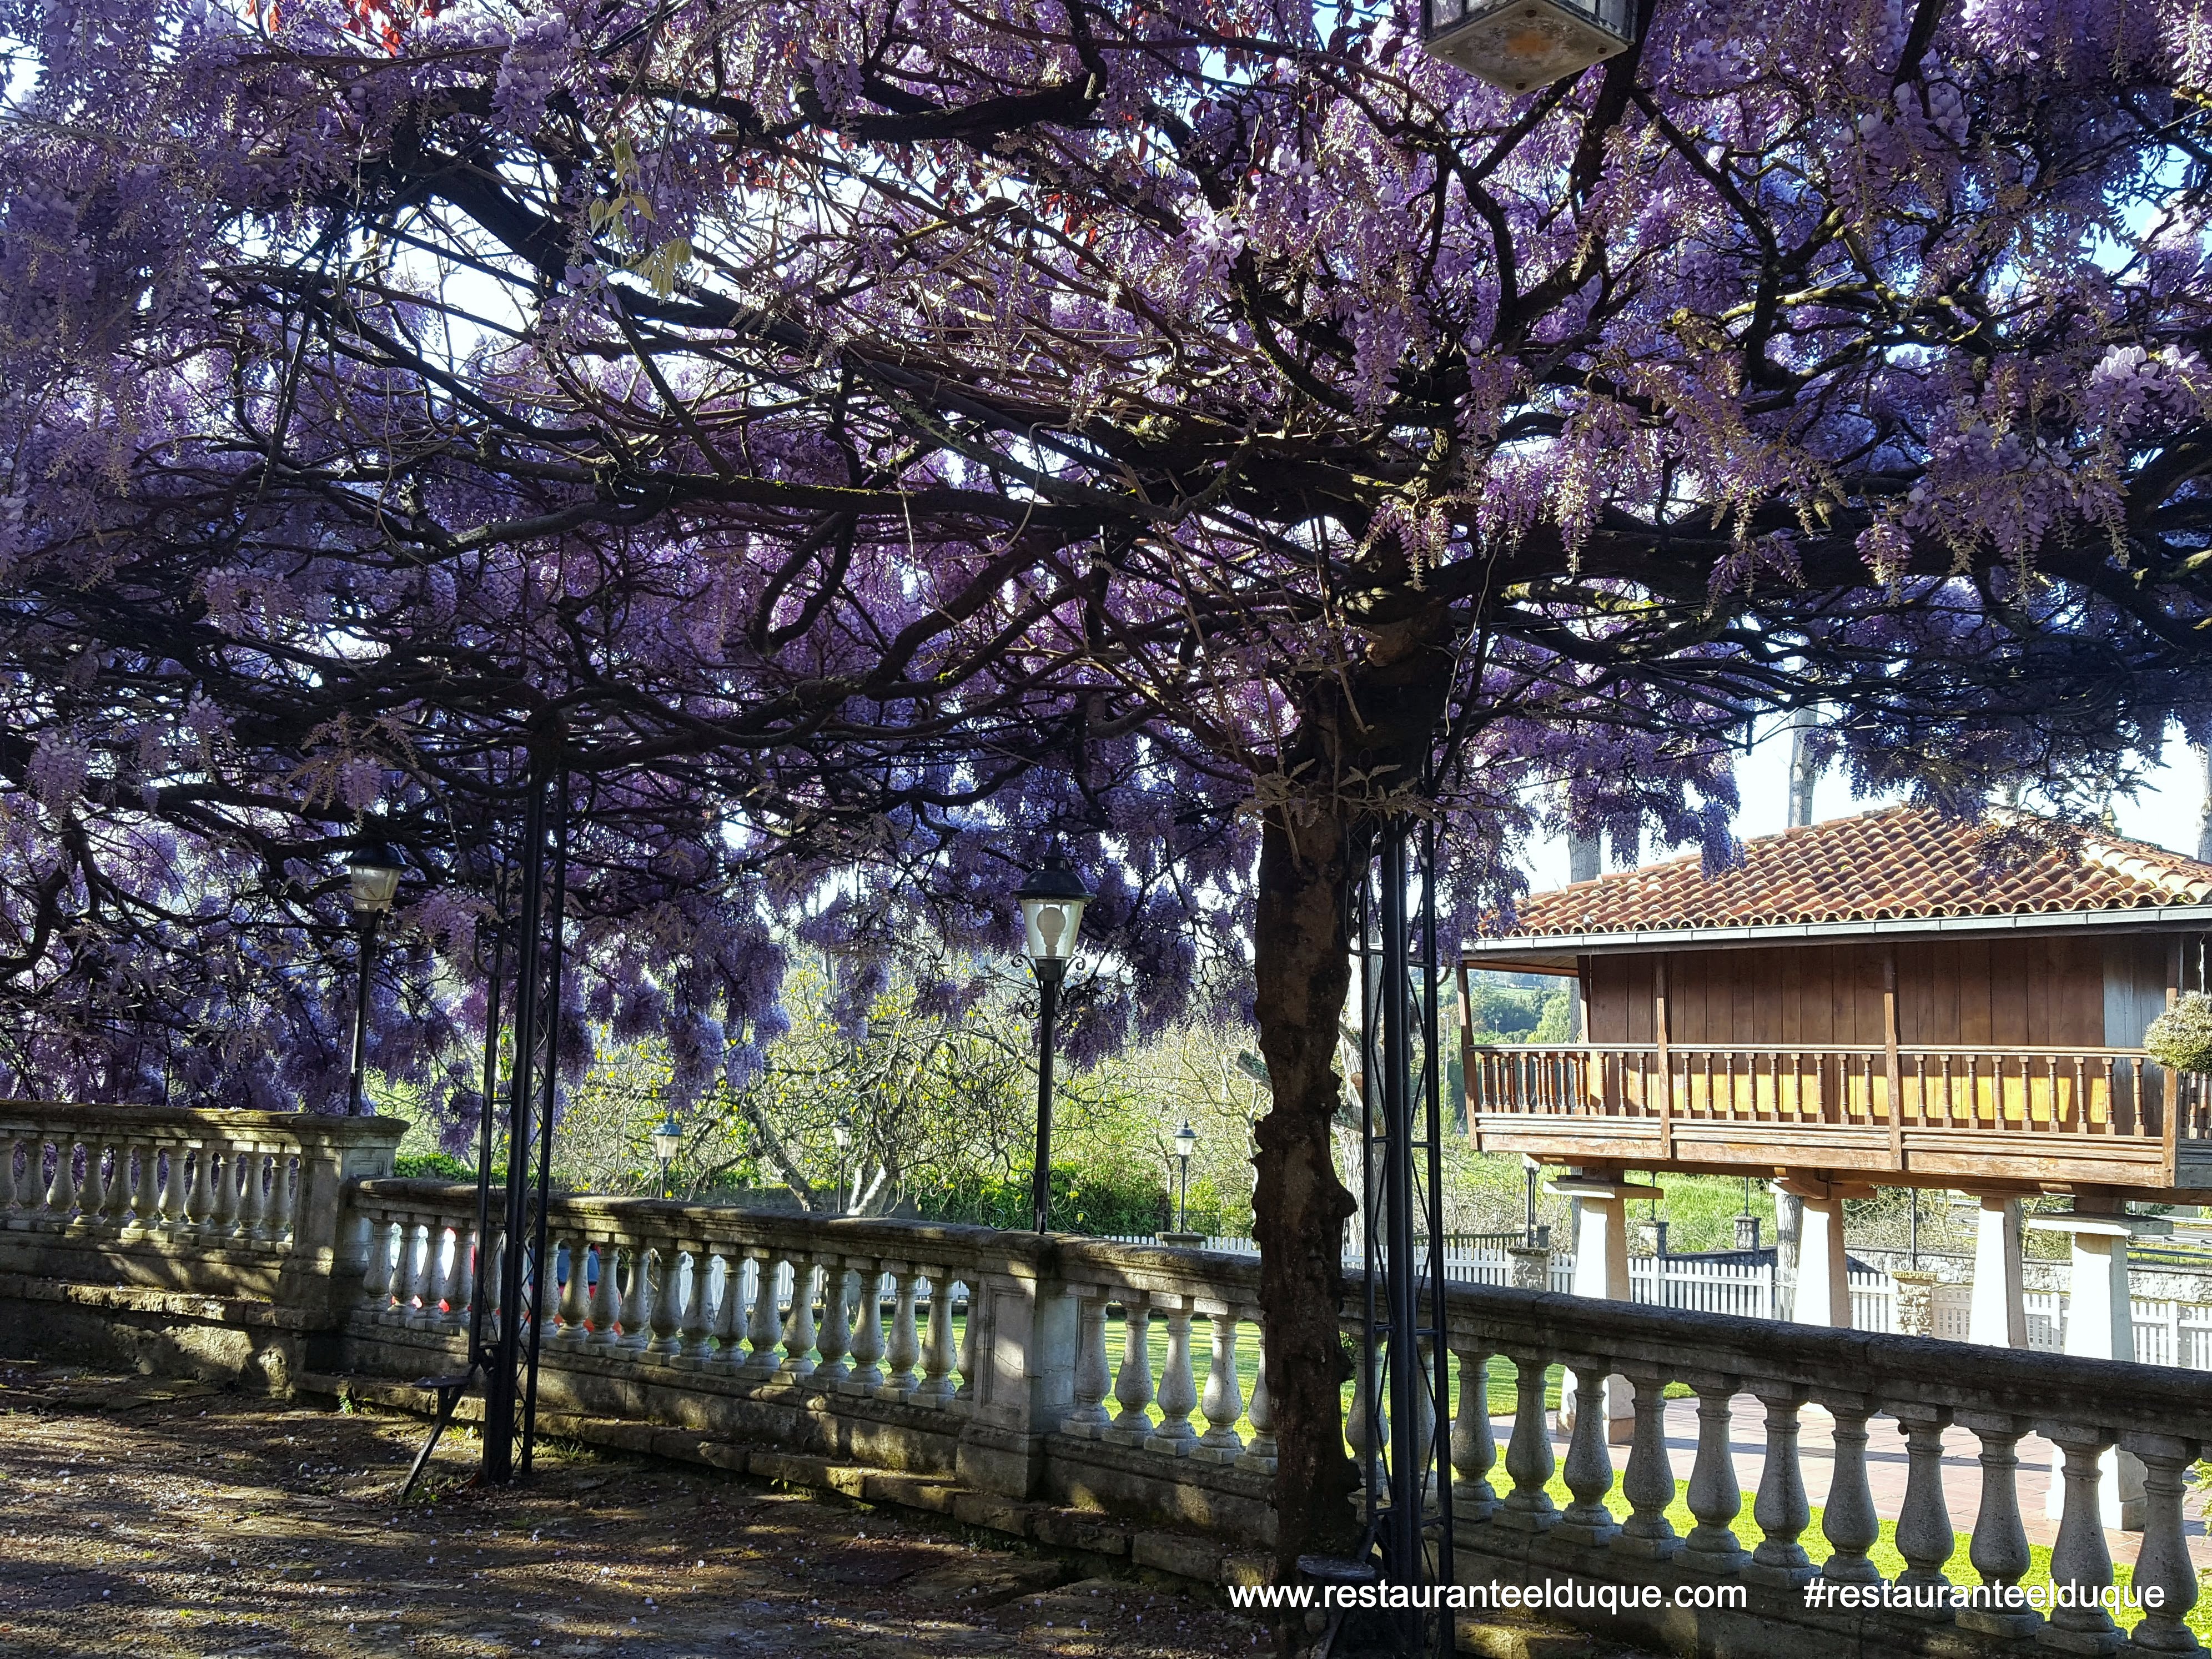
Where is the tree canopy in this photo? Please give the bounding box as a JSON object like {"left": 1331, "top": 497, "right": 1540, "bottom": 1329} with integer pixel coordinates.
{"left": 6, "top": 0, "right": 2211, "bottom": 1581}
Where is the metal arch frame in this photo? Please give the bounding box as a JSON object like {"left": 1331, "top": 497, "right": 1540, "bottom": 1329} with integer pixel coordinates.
{"left": 401, "top": 739, "right": 572, "bottom": 1495}
{"left": 1350, "top": 814, "right": 1454, "bottom": 1655}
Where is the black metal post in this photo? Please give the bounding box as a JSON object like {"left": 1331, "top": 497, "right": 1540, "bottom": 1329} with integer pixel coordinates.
{"left": 1030, "top": 969, "right": 1062, "bottom": 1233}
{"left": 1379, "top": 821, "right": 1420, "bottom": 1616}
{"left": 1175, "top": 1154, "right": 1190, "bottom": 1234}
{"left": 346, "top": 911, "right": 380, "bottom": 1116}
{"left": 518, "top": 765, "right": 570, "bottom": 1476}
{"left": 481, "top": 756, "right": 549, "bottom": 1485}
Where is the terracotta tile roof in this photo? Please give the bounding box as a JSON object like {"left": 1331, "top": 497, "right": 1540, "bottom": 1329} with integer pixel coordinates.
{"left": 1489, "top": 807, "right": 2212, "bottom": 941}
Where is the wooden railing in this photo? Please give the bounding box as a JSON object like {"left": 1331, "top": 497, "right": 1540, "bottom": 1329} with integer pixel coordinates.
{"left": 1466, "top": 1043, "right": 2212, "bottom": 1142}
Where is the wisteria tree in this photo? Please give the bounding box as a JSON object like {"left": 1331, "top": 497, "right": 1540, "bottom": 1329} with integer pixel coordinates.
{"left": 6, "top": 0, "right": 2212, "bottom": 1590}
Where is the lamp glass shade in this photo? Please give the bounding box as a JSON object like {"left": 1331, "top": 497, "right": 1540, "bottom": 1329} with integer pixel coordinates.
{"left": 1015, "top": 854, "right": 1093, "bottom": 965}
{"left": 346, "top": 843, "right": 405, "bottom": 913}
{"left": 1173, "top": 1121, "right": 1198, "bottom": 1160}
{"left": 831, "top": 1122, "right": 853, "bottom": 1152}
{"left": 1421, "top": 0, "right": 1633, "bottom": 90}
{"left": 649, "top": 1113, "right": 683, "bottom": 1162}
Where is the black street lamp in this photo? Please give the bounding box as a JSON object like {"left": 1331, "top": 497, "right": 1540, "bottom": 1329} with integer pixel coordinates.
{"left": 1171, "top": 1119, "right": 1198, "bottom": 1239}
{"left": 650, "top": 1110, "right": 683, "bottom": 1199}
{"left": 1017, "top": 852, "right": 1091, "bottom": 1234}
{"left": 344, "top": 842, "right": 405, "bottom": 1117}
{"left": 1419, "top": 0, "right": 1633, "bottom": 91}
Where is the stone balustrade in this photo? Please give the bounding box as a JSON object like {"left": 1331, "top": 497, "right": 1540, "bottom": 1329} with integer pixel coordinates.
{"left": 6, "top": 1103, "right": 2209, "bottom": 1656}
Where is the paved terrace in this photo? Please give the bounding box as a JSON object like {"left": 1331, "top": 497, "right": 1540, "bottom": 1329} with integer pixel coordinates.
{"left": 0, "top": 1361, "right": 1266, "bottom": 1659}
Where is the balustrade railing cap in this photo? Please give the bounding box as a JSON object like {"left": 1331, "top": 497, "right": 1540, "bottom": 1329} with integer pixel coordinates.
{"left": 0, "top": 1100, "right": 409, "bottom": 1144}
{"left": 1425, "top": 1280, "right": 2212, "bottom": 1440}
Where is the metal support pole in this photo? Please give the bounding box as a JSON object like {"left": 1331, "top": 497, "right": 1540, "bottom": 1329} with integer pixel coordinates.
{"left": 346, "top": 911, "right": 380, "bottom": 1117}
{"left": 1031, "top": 970, "right": 1062, "bottom": 1233}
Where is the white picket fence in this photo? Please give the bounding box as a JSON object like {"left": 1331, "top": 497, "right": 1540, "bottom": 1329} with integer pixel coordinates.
{"left": 1108, "top": 1231, "right": 2212, "bottom": 1373}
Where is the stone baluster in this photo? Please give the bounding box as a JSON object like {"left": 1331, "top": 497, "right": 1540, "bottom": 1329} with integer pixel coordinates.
{"left": 99, "top": 1139, "right": 134, "bottom": 1233}
{"left": 912, "top": 1268, "right": 955, "bottom": 1403}
{"left": 1616, "top": 1368, "right": 1678, "bottom": 1559}
{"left": 1683, "top": 1376, "right": 1745, "bottom": 1572}
{"left": 2040, "top": 1422, "right": 2122, "bottom": 1655}
{"left": 646, "top": 1240, "right": 685, "bottom": 1359}
{"left": 586, "top": 1238, "right": 620, "bottom": 1346}
{"left": 405, "top": 1217, "right": 441, "bottom": 1330}
{"left": 75, "top": 1136, "right": 108, "bottom": 1230}
{"left": 265, "top": 1153, "right": 298, "bottom": 1239}
{"left": 1145, "top": 1298, "right": 1199, "bottom": 1456}
{"left": 953, "top": 1280, "right": 975, "bottom": 1408}
{"left": 1814, "top": 1391, "right": 1879, "bottom": 1587}
{"left": 616, "top": 1237, "right": 652, "bottom": 1350}
{"left": 237, "top": 1146, "right": 268, "bottom": 1239}
{"left": 845, "top": 1260, "right": 883, "bottom": 1391}
{"left": 127, "top": 1139, "right": 160, "bottom": 1238}
{"left": 384, "top": 1214, "right": 418, "bottom": 1321}
{"left": 815, "top": 1260, "right": 852, "bottom": 1385}
{"left": 878, "top": 1265, "right": 920, "bottom": 1399}
{"left": 1555, "top": 1349, "right": 1618, "bottom": 1547}
{"left": 1345, "top": 1353, "right": 1384, "bottom": 1506}
{"left": 1238, "top": 1317, "right": 1277, "bottom": 1475}
{"left": 182, "top": 1145, "right": 212, "bottom": 1235}
{"left": 675, "top": 1248, "right": 714, "bottom": 1368}
{"left": 360, "top": 1214, "right": 398, "bottom": 1314}
{"left": 1496, "top": 1354, "right": 1557, "bottom": 1532}
{"left": 746, "top": 1249, "right": 786, "bottom": 1373}
{"left": 554, "top": 1232, "right": 589, "bottom": 1340}
{"left": 1064, "top": 1293, "right": 1112, "bottom": 1435}
{"left": 702, "top": 1250, "right": 740, "bottom": 1364}
{"left": 1103, "top": 1293, "right": 1154, "bottom": 1447}
{"left": 158, "top": 1141, "right": 188, "bottom": 1239}
{"left": 1955, "top": 1412, "right": 2039, "bottom": 1638}
{"left": 205, "top": 1145, "right": 239, "bottom": 1238}
{"left": 1743, "top": 1384, "right": 1815, "bottom": 1587}
{"left": 1891, "top": 1403, "right": 1955, "bottom": 1620}
{"left": 780, "top": 1255, "right": 819, "bottom": 1377}
{"left": 2120, "top": 1432, "right": 2204, "bottom": 1656}
{"left": 42, "top": 1134, "right": 77, "bottom": 1226}
{"left": 1450, "top": 1347, "right": 1497, "bottom": 1524}
{"left": 439, "top": 1221, "right": 472, "bottom": 1327}
{"left": 1192, "top": 1310, "right": 1244, "bottom": 1462}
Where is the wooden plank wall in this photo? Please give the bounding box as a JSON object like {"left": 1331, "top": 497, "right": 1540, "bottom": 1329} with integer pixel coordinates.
{"left": 1586, "top": 938, "right": 2115, "bottom": 1049}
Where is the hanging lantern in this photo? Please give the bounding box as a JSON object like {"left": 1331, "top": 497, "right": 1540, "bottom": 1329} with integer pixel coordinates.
{"left": 1421, "top": 0, "right": 1635, "bottom": 92}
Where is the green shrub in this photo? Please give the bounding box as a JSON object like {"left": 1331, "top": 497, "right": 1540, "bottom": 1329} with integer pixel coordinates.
{"left": 2146, "top": 993, "right": 2212, "bottom": 1075}
{"left": 918, "top": 1163, "right": 1168, "bottom": 1235}
{"left": 394, "top": 1152, "right": 475, "bottom": 1181}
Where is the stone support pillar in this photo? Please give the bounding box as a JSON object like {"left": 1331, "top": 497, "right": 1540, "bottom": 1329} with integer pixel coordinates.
{"left": 951, "top": 1233, "right": 1075, "bottom": 1502}
{"left": 2029, "top": 1209, "right": 2146, "bottom": 1530}
{"left": 1771, "top": 1177, "right": 1866, "bottom": 1329}
{"left": 1548, "top": 1173, "right": 1656, "bottom": 1444}
{"left": 1968, "top": 1193, "right": 2027, "bottom": 1348}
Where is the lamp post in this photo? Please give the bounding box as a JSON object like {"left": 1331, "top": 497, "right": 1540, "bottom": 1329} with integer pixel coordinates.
{"left": 1164, "top": 1119, "right": 1200, "bottom": 1245}
{"left": 650, "top": 1110, "right": 683, "bottom": 1199}
{"left": 1017, "top": 852, "right": 1091, "bottom": 1234}
{"left": 831, "top": 1119, "right": 853, "bottom": 1216}
{"left": 344, "top": 842, "right": 404, "bottom": 1117}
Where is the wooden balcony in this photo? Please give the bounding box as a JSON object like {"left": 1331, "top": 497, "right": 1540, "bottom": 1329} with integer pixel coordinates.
{"left": 1465, "top": 1042, "right": 2212, "bottom": 1195}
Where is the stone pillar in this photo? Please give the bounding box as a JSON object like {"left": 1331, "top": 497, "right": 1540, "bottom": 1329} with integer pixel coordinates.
{"left": 2028, "top": 1209, "right": 2146, "bottom": 1530}
{"left": 1967, "top": 1194, "right": 2027, "bottom": 1348}
{"left": 1891, "top": 1269, "right": 1938, "bottom": 1338}
{"left": 952, "top": 1231, "right": 1075, "bottom": 1501}
{"left": 1771, "top": 1178, "right": 1862, "bottom": 1329}
{"left": 1506, "top": 1238, "right": 1551, "bottom": 1292}
{"left": 1549, "top": 1174, "right": 1656, "bottom": 1444}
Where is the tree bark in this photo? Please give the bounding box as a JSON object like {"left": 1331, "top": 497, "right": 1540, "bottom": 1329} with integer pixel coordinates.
{"left": 1252, "top": 793, "right": 1361, "bottom": 1595}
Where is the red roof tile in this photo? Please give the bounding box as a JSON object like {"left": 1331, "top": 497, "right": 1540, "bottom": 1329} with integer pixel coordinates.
{"left": 1490, "top": 807, "right": 2212, "bottom": 941}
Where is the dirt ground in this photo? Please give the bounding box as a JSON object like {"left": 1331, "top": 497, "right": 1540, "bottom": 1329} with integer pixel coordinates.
{"left": 0, "top": 1362, "right": 1268, "bottom": 1659}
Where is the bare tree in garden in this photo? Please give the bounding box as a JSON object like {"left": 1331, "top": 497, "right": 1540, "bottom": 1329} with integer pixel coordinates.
{"left": 8, "top": 0, "right": 2212, "bottom": 1608}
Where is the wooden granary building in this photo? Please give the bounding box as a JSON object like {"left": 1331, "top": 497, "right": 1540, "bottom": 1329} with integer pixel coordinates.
{"left": 1460, "top": 807, "right": 2212, "bottom": 1201}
